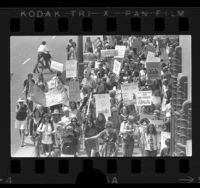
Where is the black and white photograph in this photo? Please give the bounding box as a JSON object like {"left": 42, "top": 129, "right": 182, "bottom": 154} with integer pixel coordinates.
{"left": 11, "top": 35, "right": 192, "bottom": 157}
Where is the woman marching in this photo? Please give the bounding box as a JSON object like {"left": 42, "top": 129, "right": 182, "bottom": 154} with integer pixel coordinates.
{"left": 37, "top": 113, "right": 54, "bottom": 157}
{"left": 144, "top": 124, "right": 158, "bottom": 157}
{"left": 85, "top": 121, "right": 118, "bottom": 157}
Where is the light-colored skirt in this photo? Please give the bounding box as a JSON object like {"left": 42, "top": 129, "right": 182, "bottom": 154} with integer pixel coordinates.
{"left": 15, "top": 119, "right": 27, "bottom": 130}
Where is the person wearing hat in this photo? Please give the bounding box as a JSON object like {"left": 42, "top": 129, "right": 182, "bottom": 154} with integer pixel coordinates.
{"left": 37, "top": 113, "right": 54, "bottom": 157}
{"left": 120, "top": 115, "right": 138, "bottom": 157}
{"left": 61, "top": 106, "right": 71, "bottom": 125}
{"left": 15, "top": 98, "right": 28, "bottom": 147}
{"left": 23, "top": 73, "right": 35, "bottom": 104}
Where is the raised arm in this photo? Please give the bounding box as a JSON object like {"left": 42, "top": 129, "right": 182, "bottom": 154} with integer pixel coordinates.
{"left": 85, "top": 129, "right": 106, "bottom": 141}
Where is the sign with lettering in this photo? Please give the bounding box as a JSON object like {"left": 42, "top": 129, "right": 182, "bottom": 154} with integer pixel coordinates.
{"left": 101, "top": 49, "right": 118, "bottom": 57}
{"left": 66, "top": 59, "right": 77, "bottom": 78}
{"left": 50, "top": 60, "right": 64, "bottom": 72}
{"left": 113, "top": 59, "right": 121, "bottom": 75}
{"left": 95, "top": 94, "right": 111, "bottom": 119}
{"left": 146, "top": 62, "right": 161, "bottom": 80}
{"left": 83, "top": 52, "right": 96, "bottom": 62}
{"left": 114, "top": 45, "right": 126, "bottom": 58}
{"left": 136, "top": 90, "right": 152, "bottom": 106}
{"left": 121, "top": 83, "right": 139, "bottom": 106}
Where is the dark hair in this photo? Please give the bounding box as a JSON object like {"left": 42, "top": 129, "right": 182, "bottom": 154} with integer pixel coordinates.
{"left": 146, "top": 124, "right": 157, "bottom": 135}
{"left": 70, "top": 101, "right": 77, "bottom": 110}
{"left": 97, "top": 113, "right": 106, "bottom": 124}
{"left": 42, "top": 41, "right": 46, "bottom": 45}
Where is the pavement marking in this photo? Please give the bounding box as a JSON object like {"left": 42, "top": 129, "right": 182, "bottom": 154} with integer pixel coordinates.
{"left": 22, "top": 58, "right": 31, "bottom": 65}
{"left": 52, "top": 36, "right": 56, "bottom": 39}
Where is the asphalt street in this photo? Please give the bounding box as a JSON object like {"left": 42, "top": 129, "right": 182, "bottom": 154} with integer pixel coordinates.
{"left": 11, "top": 35, "right": 102, "bottom": 156}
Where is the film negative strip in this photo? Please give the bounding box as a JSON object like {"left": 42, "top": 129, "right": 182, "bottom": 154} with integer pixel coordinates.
{"left": 0, "top": 6, "right": 199, "bottom": 184}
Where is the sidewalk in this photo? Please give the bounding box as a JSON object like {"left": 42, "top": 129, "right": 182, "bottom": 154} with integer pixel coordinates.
{"left": 13, "top": 136, "right": 35, "bottom": 157}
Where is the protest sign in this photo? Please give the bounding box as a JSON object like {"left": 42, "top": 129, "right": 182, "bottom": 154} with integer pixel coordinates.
{"left": 160, "top": 131, "right": 171, "bottom": 151}
{"left": 47, "top": 76, "right": 58, "bottom": 91}
{"left": 136, "top": 90, "right": 152, "bottom": 106}
{"left": 83, "top": 53, "right": 96, "bottom": 62}
{"left": 93, "top": 38, "right": 101, "bottom": 49}
{"left": 95, "top": 94, "right": 111, "bottom": 119}
{"left": 101, "top": 49, "right": 118, "bottom": 58}
{"left": 146, "top": 51, "right": 156, "bottom": 62}
{"left": 113, "top": 59, "right": 121, "bottom": 75}
{"left": 95, "top": 61, "right": 101, "bottom": 69}
{"left": 146, "top": 62, "right": 161, "bottom": 80}
{"left": 186, "top": 140, "right": 192, "bottom": 156}
{"left": 66, "top": 60, "right": 77, "bottom": 78}
{"left": 29, "top": 84, "right": 46, "bottom": 106}
{"left": 114, "top": 45, "right": 126, "bottom": 58}
{"left": 29, "top": 82, "right": 69, "bottom": 107}
{"left": 45, "top": 89, "right": 63, "bottom": 107}
{"left": 121, "top": 83, "right": 139, "bottom": 106}
{"left": 69, "top": 80, "right": 80, "bottom": 102}
{"left": 161, "top": 98, "right": 167, "bottom": 111}
{"left": 50, "top": 60, "right": 64, "bottom": 72}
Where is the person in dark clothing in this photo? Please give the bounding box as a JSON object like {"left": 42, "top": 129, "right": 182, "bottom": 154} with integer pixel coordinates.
{"left": 23, "top": 73, "right": 35, "bottom": 103}
{"left": 97, "top": 63, "right": 106, "bottom": 79}
{"left": 83, "top": 113, "right": 99, "bottom": 157}
{"left": 15, "top": 98, "right": 28, "bottom": 147}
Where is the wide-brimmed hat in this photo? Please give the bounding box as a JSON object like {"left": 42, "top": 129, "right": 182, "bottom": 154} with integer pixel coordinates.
{"left": 52, "top": 109, "right": 61, "bottom": 115}
{"left": 17, "top": 98, "right": 25, "bottom": 103}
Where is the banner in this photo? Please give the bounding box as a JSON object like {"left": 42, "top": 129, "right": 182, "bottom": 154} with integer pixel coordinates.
{"left": 114, "top": 45, "right": 126, "bottom": 58}
{"left": 95, "top": 94, "right": 111, "bottom": 119}
{"left": 146, "top": 62, "right": 161, "bottom": 80}
{"left": 66, "top": 60, "right": 77, "bottom": 78}
{"left": 69, "top": 80, "right": 80, "bottom": 102}
{"left": 136, "top": 90, "right": 152, "bottom": 106}
{"left": 101, "top": 49, "right": 118, "bottom": 57}
{"left": 113, "top": 59, "right": 121, "bottom": 75}
{"left": 29, "top": 83, "right": 69, "bottom": 107}
{"left": 160, "top": 131, "right": 171, "bottom": 151}
{"left": 50, "top": 60, "right": 64, "bottom": 72}
{"left": 83, "top": 53, "right": 96, "bottom": 62}
{"left": 121, "top": 83, "right": 139, "bottom": 106}
{"left": 29, "top": 84, "right": 46, "bottom": 106}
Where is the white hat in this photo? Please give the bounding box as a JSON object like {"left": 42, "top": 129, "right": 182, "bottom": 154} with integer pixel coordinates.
{"left": 17, "top": 98, "right": 24, "bottom": 103}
